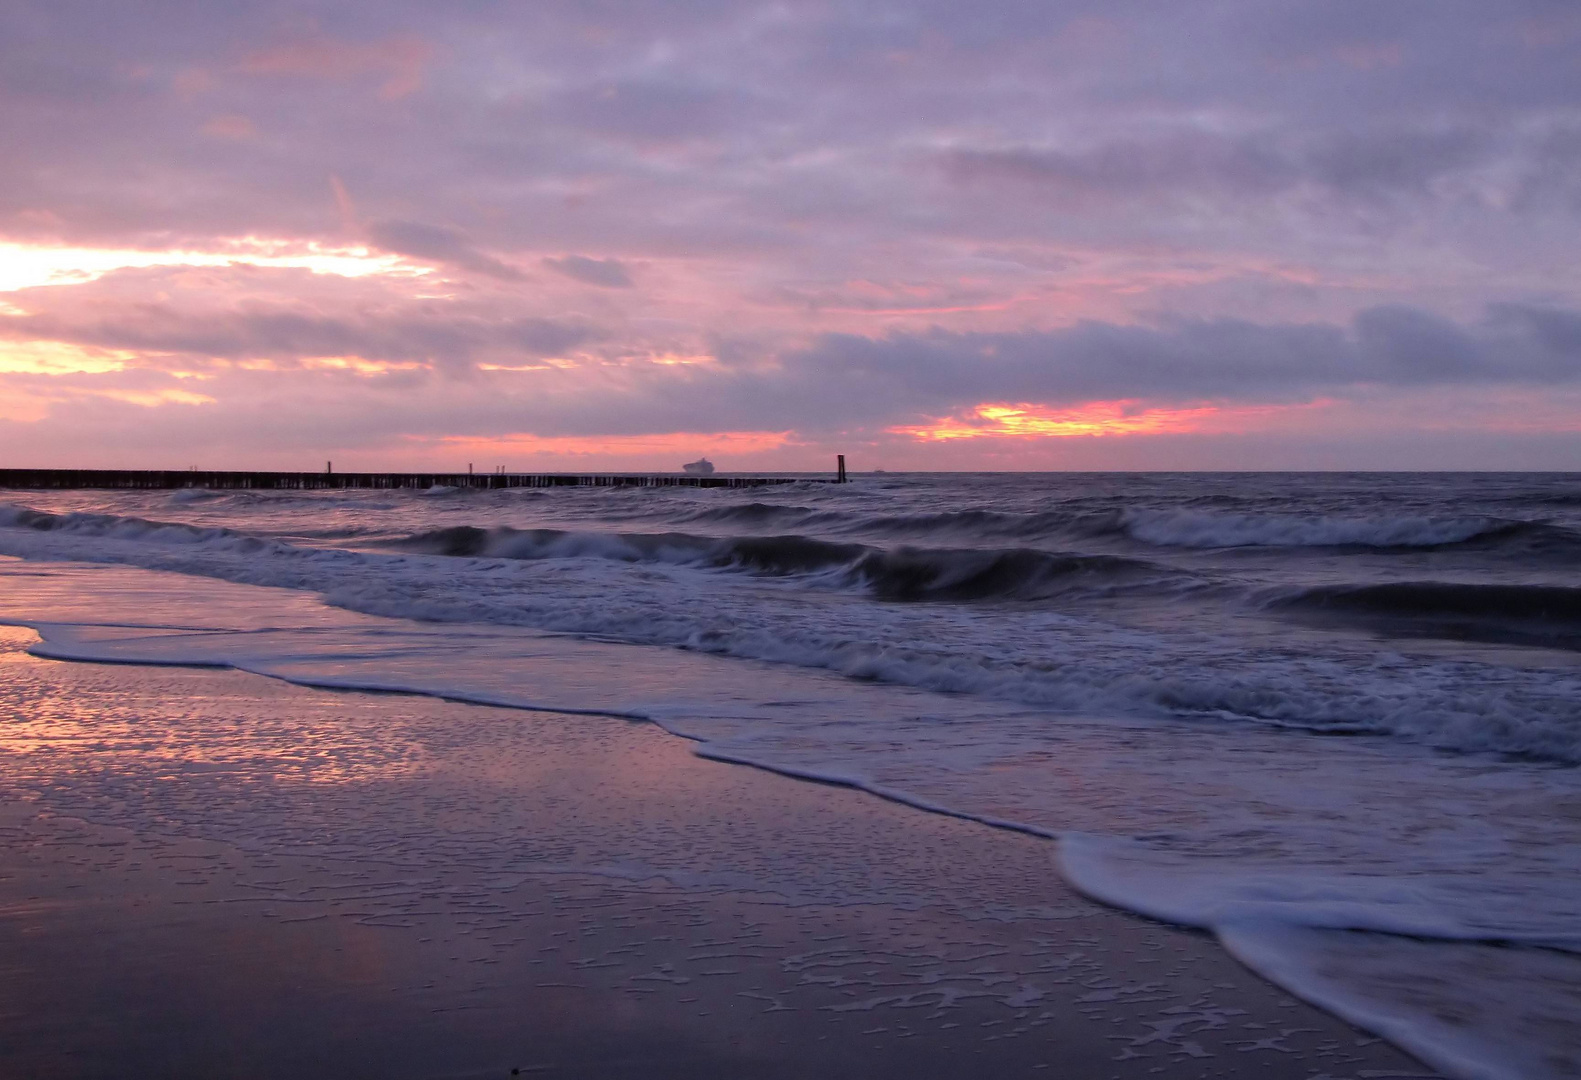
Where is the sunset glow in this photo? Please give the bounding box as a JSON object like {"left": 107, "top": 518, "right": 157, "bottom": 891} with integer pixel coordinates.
{"left": 235, "top": 356, "right": 430, "bottom": 375}
{"left": 0, "top": 2, "right": 1576, "bottom": 470}
{"left": 0, "top": 341, "right": 138, "bottom": 375}
{"left": 0, "top": 239, "right": 425, "bottom": 294}
{"left": 93, "top": 388, "right": 217, "bottom": 408}
{"left": 892, "top": 401, "right": 1225, "bottom": 441}
{"left": 432, "top": 429, "right": 795, "bottom": 462}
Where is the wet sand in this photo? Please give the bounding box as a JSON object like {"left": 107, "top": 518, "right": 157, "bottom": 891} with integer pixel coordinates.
{"left": 0, "top": 626, "right": 1438, "bottom": 1079}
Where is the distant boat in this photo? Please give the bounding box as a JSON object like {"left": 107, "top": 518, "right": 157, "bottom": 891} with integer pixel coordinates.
{"left": 682, "top": 458, "right": 715, "bottom": 475}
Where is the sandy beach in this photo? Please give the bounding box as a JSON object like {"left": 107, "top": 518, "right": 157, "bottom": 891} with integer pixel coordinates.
{"left": 0, "top": 620, "right": 1440, "bottom": 1079}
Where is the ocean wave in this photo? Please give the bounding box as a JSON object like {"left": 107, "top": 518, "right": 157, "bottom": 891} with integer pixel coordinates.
{"left": 393, "top": 524, "right": 865, "bottom": 572}
{"left": 1508, "top": 492, "right": 1581, "bottom": 508}
{"left": 6, "top": 496, "right": 1581, "bottom": 763}
{"left": 1117, "top": 509, "right": 1549, "bottom": 550}
{"left": 858, "top": 507, "right": 1077, "bottom": 538}
{"left": 850, "top": 547, "right": 1167, "bottom": 601}
{"left": 0, "top": 504, "right": 268, "bottom": 550}
{"left": 671, "top": 504, "right": 1120, "bottom": 547}
{"left": 1274, "top": 581, "right": 1581, "bottom": 649}
{"left": 1, "top": 504, "right": 1180, "bottom": 606}
{"left": 164, "top": 489, "right": 404, "bottom": 512}
{"left": 393, "top": 524, "right": 1178, "bottom": 601}
{"left": 605, "top": 500, "right": 1581, "bottom": 558}
{"left": 168, "top": 488, "right": 228, "bottom": 506}
{"left": 0, "top": 502, "right": 386, "bottom": 551}
{"left": 664, "top": 502, "right": 1091, "bottom": 544}
{"left": 674, "top": 501, "right": 820, "bottom": 528}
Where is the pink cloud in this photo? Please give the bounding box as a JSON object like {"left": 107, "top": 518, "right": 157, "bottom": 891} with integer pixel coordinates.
{"left": 201, "top": 114, "right": 256, "bottom": 140}
{"left": 238, "top": 35, "right": 434, "bottom": 100}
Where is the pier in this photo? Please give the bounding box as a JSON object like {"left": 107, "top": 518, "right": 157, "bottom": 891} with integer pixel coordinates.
{"left": 0, "top": 469, "right": 833, "bottom": 491}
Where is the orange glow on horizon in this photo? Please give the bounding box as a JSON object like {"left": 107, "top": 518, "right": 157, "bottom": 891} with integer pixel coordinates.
{"left": 890, "top": 399, "right": 1318, "bottom": 441}
{"left": 893, "top": 400, "right": 1221, "bottom": 440}
{"left": 429, "top": 428, "right": 794, "bottom": 460}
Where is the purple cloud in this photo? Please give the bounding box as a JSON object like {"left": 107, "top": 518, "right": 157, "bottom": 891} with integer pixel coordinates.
{"left": 542, "top": 255, "right": 635, "bottom": 289}
{"left": 2, "top": 0, "right": 1581, "bottom": 466}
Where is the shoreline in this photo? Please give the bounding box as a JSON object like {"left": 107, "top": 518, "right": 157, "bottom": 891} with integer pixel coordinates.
{"left": 0, "top": 624, "right": 1439, "bottom": 1079}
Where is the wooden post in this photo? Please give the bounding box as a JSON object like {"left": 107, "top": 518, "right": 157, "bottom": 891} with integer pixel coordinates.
{"left": 837, "top": 454, "right": 847, "bottom": 483}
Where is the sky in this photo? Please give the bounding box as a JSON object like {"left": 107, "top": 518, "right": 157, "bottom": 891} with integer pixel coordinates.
{"left": 3, "top": 0, "right": 1581, "bottom": 472}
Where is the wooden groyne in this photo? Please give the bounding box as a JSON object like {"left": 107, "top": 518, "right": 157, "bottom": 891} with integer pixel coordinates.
{"left": 0, "top": 469, "right": 832, "bottom": 491}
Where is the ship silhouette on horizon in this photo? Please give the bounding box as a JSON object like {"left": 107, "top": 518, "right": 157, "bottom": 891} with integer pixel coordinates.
{"left": 682, "top": 457, "right": 715, "bottom": 476}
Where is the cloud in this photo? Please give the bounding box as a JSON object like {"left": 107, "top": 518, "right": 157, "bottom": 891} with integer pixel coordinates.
{"left": 3, "top": 0, "right": 1581, "bottom": 467}
{"left": 6, "top": 300, "right": 1581, "bottom": 470}
{"left": 367, "top": 220, "right": 524, "bottom": 281}
{"left": 1, "top": 283, "right": 599, "bottom": 371}
{"left": 10, "top": 276, "right": 1580, "bottom": 442}
{"left": 200, "top": 114, "right": 255, "bottom": 140}
{"left": 768, "top": 303, "right": 1581, "bottom": 428}
{"left": 542, "top": 255, "right": 635, "bottom": 289}
{"left": 543, "top": 76, "right": 769, "bottom": 145}
{"left": 942, "top": 125, "right": 1498, "bottom": 208}
{"left": 238, "top": 34, "right": 433, "bottom": 100}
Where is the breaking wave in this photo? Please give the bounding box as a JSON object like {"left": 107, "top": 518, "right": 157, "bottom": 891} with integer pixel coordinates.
{"left": 392, "top": 524, "right": 1179, "bottom": 602}
{"left": 585, "top": 500, "right": 1581, "bottom": 558}
{"left": 1275, "top": 581, "right": 1581, "bottom": 649}
{"left": 850, "top": 547, "right": 1169, "bottom": 601}
{"left": 0, "top": 504, "right": 265, "bottom": 549}
{"left": 3, "top": 498, "right": 1581, "bottom": 763}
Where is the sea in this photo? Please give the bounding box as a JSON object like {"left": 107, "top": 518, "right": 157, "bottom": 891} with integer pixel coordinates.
{"left": 2, "top": 471, "right": 1579, "bottom": 1079}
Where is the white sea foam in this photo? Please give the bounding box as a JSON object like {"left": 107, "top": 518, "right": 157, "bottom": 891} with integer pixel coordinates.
{"left": 1217, "top": 925, "right": 1581, "bottom": 1080}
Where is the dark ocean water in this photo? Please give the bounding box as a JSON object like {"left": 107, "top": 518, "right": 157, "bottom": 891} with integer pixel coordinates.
{"left": 7, "top": 472, "right": 1581, "bottom": 756}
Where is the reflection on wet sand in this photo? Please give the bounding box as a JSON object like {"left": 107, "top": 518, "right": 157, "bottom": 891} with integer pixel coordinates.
{"left": 0, "top": 627, "right": 1437, "bottom": 1079}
